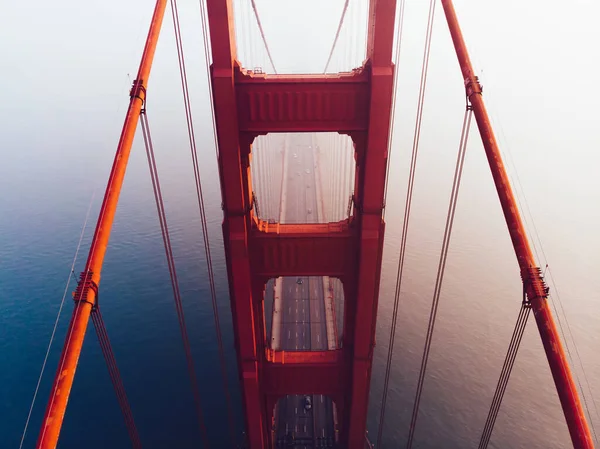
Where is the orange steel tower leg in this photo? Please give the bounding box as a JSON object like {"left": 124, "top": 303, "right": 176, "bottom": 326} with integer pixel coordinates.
{"left": 35, "top": 1, "right": 168, "bottom": 448}
{"left": 346, "top": 0, "right": 397, "bottom": 447}
{"left": 440, "top": 1, "right": 594, "bottom": 448}
{"left": 205, "top": 1, "right": 265, "bottom": 446}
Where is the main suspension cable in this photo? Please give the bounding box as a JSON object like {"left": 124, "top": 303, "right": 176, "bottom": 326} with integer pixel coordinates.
{"left": 492, "top": 103, "right": 600, "bottom": 441}
{"left": 324, "top": 0, "right": 349, "bottom": 73}
{"left": 169, "top": 1, "right": 236, "bottom": 443}
{"left": 478, "top": 300, "right": 531, "bottom": 448}
{"left": 140, "top": 110, "right": 209, "bottom": 448}
{"left": 406, "top": 106, "right": 472, "bottom": 448}
{"left": 18, "top": 191, "right": 95, "bottom": 449}
{"left": 91, "top": 307, "right": 142, "bottom": 449}
{"left": 376, "top": 1, "right": 434, "bottom": 446}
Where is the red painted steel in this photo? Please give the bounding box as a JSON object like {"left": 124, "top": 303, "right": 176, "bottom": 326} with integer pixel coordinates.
{"left": 345, "top": 0, "right": 397, "bottom": 446}
{"left": 262, "top": 363, "right": 346, "bottom": 403}
{"left": 206, "top": 0, "right": 396, "bottom": 446}
{"left": 249, "top": 219, "right": 356, "bottom": 279}
{"left": 235, "top": 69, "right": 370, "bottom": 133}
{"left": 35, "top": 2, "right": 168, "bottom": 448}
{"left": 441, "top": 1, "right": 594, "bottom": 448}
{"left": 265, "top": 349, "right": 342, "bottom": 364}
{"left": 206, "top": 1, "right": 266, "bottom": 447}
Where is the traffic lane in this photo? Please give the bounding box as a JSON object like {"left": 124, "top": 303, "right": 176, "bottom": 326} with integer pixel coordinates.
{"left": 281, "top": 278, "right": 308, "bottom": 324}
{"left": 285, "top": 399, "right": 311, "bottom": 438}
{"left": 277, "top": 134, "right": 334, "bottom": 445}
{"left": 300, "top": 140, "right": 333, "bottom": 439}
{"left": 276, "top": 137, "right": 305, "bottom": 445}
{"left": 303, "top": 144, "right": 335, "bottom": 441}
{"left": 287, "top": 322, "right": 310, "bottom": 350}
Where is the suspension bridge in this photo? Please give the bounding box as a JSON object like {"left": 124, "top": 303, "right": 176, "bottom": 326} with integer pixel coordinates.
{"left": 19, "top": 0, "right": 597, "bottom": 448}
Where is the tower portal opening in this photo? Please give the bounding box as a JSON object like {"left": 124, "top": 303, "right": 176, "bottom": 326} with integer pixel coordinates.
{"left": 250, "top": 133, "right": 355, "bottom": 225}
{"left": 264, "top": 276, "right": 345, "bottom": 352}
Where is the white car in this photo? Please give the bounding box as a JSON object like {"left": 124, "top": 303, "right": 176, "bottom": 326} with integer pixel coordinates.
{"left": 304, "top": 396, "right": 312, "bottom": 410}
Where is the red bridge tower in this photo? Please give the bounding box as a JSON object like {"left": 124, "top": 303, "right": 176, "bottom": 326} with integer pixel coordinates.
{"left": 206, "top": 0, "right": 397, "bottom": 447}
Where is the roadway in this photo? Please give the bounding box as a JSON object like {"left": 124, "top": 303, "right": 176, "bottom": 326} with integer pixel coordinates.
{"left": 274, "top": 134, "right": 335, "bottom": 448}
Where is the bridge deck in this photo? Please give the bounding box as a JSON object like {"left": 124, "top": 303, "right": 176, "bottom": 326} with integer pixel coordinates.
{"left": 271, "top": 134, "right": 337, "bottom": 448}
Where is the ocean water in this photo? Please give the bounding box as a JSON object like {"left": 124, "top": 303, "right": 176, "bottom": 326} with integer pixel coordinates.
{"left": 1, "top": 0, "right": 599, "bottom": 448}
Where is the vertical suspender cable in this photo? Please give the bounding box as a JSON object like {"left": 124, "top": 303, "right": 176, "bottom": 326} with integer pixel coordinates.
{"left": 376, "top": 1, "right": 433, "bottom": 446}
{"left": 336, "top": 137, "right": 341, "bottom": 219}
{"left": 339, "top": 136, "right": 344, "bottom": 219}
{"left": 335, "top": 136, "right": 341, "bottom": 220}
{"left": 478, "top": 300, "right": 531, "bottom": 449}
{"left": 254, "top": 140, "right": 261, "bottom": 219}
{"left": 332, "top": 137, "right": 337, "bottom": 220}
{"left": 266, "top": 137, "right": 273, "bottom": 220}
{"left": 263, "top": 140, "right": 269, "bottom": 219}
{"left": 244, "top": 0, "right": 254, "bottom": 65}
{"left": 249, "top": 0, "right": 277, "bottom": 73}
{"left": 169, "top": 1, "right": 236, "bottom": 444}
{"left": 324, "top": 0, "right": 350, "bottom": 73}
{"left": 406, "top": 107, "right": 472, "bottom": 448}
{"left": 383, "top": 0, "right": 406, "bottom": 215}
{"left": 140, "top": 111, "right": 209, "bottom": 447}
{"left": 256, "top": 139, "right": 261, "bottom": 219}
{"left": 91, "top": 307, "right": 143, "bottom": 449}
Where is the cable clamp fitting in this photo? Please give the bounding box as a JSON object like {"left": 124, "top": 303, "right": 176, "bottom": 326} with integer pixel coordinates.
{"left": 521, "top": 265, "right": 550, "bottom": 306}
{"left": 129, "top": 79, "right": 146, "bottom": 105}
{"left": 73, "top": 270, "right": 99, "bottom": 310}
{"left": 465, "top": 75, "right": 483, "bottom": 99}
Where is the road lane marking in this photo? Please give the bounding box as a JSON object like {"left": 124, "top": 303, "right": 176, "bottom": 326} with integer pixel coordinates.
{"left": 288, "top": 330, "right": 290, "bottom": 339}
{"left": 317, "top": 334, "right": 320, "bottom": 343}
{"left": 295, "top": 407, "right": 297, "bottom": 415}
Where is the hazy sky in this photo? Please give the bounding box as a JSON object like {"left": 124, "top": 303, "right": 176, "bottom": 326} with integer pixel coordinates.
{"left": 1, "top": 0, "right": 598, "bottom": 194}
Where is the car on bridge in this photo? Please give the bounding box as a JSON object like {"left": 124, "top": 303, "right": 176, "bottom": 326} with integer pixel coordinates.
{"left": 303, "top": 395, "right": 312, "bottom": 411}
